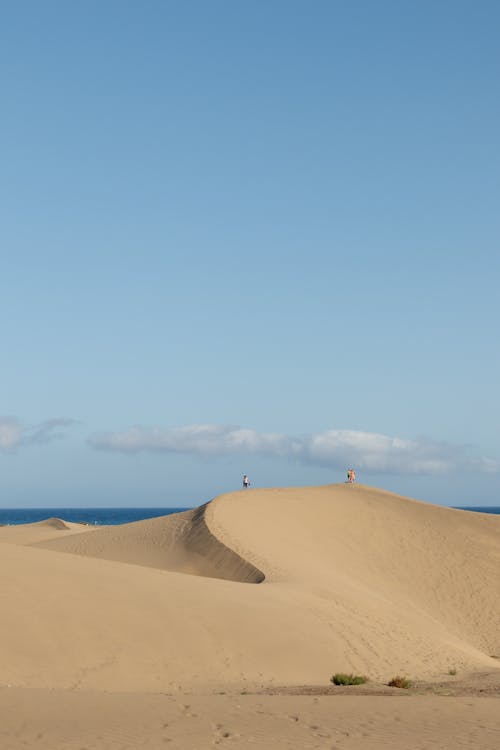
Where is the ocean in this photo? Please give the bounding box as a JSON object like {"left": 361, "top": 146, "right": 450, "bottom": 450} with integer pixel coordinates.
{"left": 0, "top": 505, "right": 499, "bottom": 526}
{"left": 0, "top": 507, "right": 191, "bottom": 526}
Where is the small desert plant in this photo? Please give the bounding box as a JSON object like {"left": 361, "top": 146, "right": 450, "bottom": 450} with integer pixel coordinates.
{"left": 387, "top": 675, "right": 412, "bottom": 689}
{"left": 330, "top": 673, "right": 368, "bottom": 686}
{"left": 448, "top": 667, "right": 457, "bottom": 676}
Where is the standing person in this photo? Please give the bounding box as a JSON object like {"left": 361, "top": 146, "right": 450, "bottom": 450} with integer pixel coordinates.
{"left": 347, "top": 468, "right": 354, "bottom": 483}
{"left": 242, "top": 474, "right": 250, "bottom": 489}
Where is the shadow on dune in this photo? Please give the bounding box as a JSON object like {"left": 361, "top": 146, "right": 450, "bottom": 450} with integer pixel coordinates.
{"left": 34, "top": 501, "right": 265, "bottom": 584}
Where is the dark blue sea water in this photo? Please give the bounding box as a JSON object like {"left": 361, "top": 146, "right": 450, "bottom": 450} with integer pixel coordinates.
{"left": 0, "top": 506, "right": 498, "bottom": 526}
{"left": 0, "top": 508, "right": 191, "bottom": 526}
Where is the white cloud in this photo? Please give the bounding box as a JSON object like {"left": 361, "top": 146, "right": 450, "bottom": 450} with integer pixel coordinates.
{"left": 88, "top": 424, "right": 499, "bottom": 476}
{"left": 89, "top": 424, "right": 297, "bottom": 457}
{"left": 0, "top": 416, "right": 76, "bottom": 452}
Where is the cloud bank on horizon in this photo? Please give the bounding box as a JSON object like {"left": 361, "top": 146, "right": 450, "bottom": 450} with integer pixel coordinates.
{"left": 88, "top": 424, "right": 499, "bottom": 476}
{"left": 0, "top": 417, "right": 76, "bottom": 451}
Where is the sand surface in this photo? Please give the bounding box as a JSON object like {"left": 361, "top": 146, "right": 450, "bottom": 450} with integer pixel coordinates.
{"left": 1, "top": 483, "right": 499, "bottom": 748}
{"left": 2, "top": 689, "right": 500, "bottom": 750}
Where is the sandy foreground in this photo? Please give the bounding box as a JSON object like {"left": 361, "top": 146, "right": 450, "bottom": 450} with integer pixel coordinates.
{"left": 1, "top": 484, "right": 499, "bottom": 748}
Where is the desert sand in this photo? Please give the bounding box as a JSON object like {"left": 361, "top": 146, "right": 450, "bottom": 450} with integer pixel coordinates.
{"left": 1, "top": 483, "right": 499, "bottom": 748}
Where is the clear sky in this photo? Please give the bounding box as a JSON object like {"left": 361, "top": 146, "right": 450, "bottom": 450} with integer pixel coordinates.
{"left": 1, "top": 1, "right": 499, "bottom": 508}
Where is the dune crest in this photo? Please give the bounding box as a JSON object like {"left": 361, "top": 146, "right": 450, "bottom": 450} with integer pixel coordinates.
{"left": 35, "top": 503, "right": 265, "bottom": 583}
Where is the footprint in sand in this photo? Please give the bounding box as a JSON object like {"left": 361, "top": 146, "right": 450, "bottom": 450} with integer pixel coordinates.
{"left": 211, "top": 723, "right": 233, "bottom": 744}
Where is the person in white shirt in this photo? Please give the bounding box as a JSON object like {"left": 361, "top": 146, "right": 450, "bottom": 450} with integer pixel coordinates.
{"left": 242, "top": 474, "right": 250, "bottom": 489}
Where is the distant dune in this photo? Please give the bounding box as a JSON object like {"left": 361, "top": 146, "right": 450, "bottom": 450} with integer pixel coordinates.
{"left": 1, "top": 484, "right": 499, "bottom": 694}
{"left": 33, "top": 517, "right": 71, "bottom": 530}
{"left": 0, "top": 517, "right": 91, "bottom": 546}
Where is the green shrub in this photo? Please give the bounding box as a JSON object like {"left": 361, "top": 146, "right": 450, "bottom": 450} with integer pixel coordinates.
{"left": 448, "top": 667, "right": 457, "bottom": 676}
{"left": 387, "top": 675, "right": 412, "bottom": 689}
{"left": 330, "top": 673, "right": 368, "bottom": 686}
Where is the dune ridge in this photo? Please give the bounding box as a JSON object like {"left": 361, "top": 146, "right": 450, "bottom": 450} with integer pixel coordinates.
{"left": 35, "top": 502, "right": 265, "bottom": 582}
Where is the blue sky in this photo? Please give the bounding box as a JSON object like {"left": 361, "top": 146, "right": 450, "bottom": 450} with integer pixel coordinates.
{"left": 1, "top": 1, "right": 499, "bottom": 507}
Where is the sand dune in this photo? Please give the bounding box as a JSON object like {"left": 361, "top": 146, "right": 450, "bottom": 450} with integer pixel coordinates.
{"left": 35, "top": 483, "right": 500, "bottom": 681}
{"left": 32, "top": 517, "right": 71, "bottom": 529}
{"left": 1, "top": 483, "right": 498, "bottom": 696}
{"left": 1, "top": 483, "right": 500, "bottom": 748}
{"left": 0, "top": 517, "right": 91, "bottom": 546}
{"left": 206, "top": 484, "right": 500, "bottom": 671}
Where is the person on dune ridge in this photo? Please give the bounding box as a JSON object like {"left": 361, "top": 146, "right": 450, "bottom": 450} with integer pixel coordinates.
{"left": 242, "top": 474, "right": 250, "bottom": 489}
